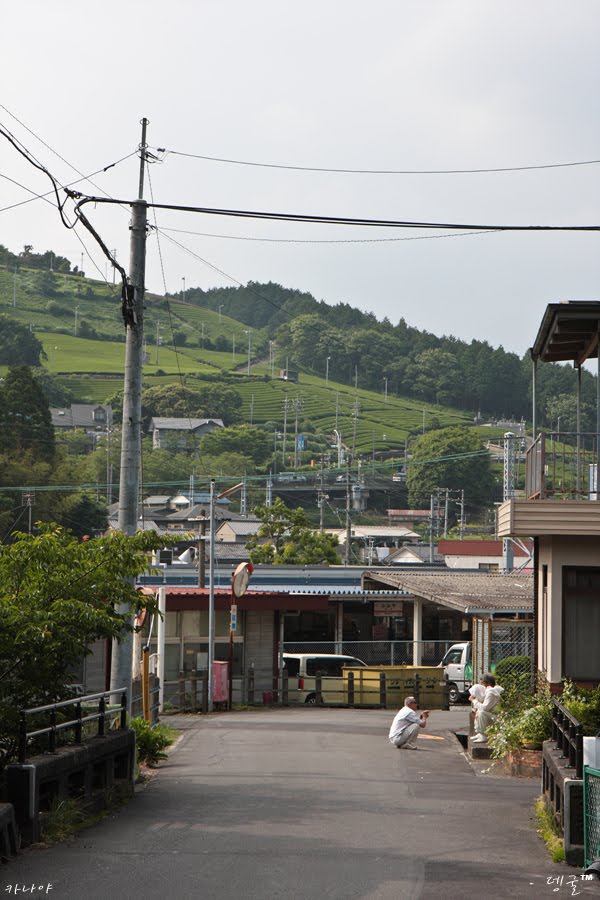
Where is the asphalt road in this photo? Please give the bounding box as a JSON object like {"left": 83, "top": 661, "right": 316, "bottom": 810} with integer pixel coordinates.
{"left": 2, "top": 708, "right": 596, "bottom": 900}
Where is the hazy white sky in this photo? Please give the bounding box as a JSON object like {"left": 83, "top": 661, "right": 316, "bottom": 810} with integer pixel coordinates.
{"left": 2, "top": 1, "right": 599, "bottom": 356}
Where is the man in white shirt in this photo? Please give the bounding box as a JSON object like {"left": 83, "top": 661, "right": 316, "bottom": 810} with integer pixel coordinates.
{"left": 388, "top": 696, "right": 430, "bottom": 750}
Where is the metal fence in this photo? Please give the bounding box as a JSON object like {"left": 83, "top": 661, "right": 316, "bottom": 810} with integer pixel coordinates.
{"left": 526, "top": 431, "right": 600, "bottom": 500}
{"left": 584, "top": 765, "right": 600, "bottom": 869}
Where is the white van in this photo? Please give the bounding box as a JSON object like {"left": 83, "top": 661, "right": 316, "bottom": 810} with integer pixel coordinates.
{"left": 282, "top": 653, "right": 368, "bottom": 704}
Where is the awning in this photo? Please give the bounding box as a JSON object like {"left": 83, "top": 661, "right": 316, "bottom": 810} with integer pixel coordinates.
{"left": 165, "top": 587, "right": 330, "bottom": 612}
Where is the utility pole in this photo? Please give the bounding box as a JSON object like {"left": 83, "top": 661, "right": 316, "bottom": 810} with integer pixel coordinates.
{"left": 155, "top": 320, "right": 161, "bottom": 364}
{"left": 282, "top": 395, "right": 289, "bottom": 468}
{"left": 197, "top": 514, "right": 206, "bottom": 589}
{"left": 293, "top": 398, "right": 302, "bottom": 467}
{"left": 13, "top": 265, "right": 17, "bottom": 308}
{"left": 429, "top": 494, "right": 435, "bottom": 563}
{"left": 345, "top": 468, "right": 352, "bottom": 566}
{"left": 111, "top": 118, "right": 149, "bottom": 711}
{"left": 351, "top": 398, "right": 360, "bottom": 460}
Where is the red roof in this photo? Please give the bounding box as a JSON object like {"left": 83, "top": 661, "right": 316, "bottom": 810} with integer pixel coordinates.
{"left": 165, "top": 587, "right": 329, "bottom": 612}
{"left": 437, "top": 540, "right": 531, "bottom": 558}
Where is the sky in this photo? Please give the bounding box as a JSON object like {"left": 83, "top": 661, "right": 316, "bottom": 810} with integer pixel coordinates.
{"left": 1, "top": 1, "right": 599, "bottom": 357}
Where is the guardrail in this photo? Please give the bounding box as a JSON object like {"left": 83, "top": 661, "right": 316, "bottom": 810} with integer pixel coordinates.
{"left": 18, "top": 688, "right": 128, "bottom": 764}
{"left": 551, "top": 698, "right": 584, "bottom": 778}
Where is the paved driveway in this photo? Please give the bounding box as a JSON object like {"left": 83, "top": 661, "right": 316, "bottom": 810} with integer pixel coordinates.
{"left": 1, "top": 708, "right": 595, "bottom": 899}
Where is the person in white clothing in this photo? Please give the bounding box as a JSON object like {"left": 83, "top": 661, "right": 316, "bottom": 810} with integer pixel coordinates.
{"left": 471, "top": 673, "right": 504, "bottom": 742}
{"left": 388, "top": 696, "right": 430, "bottom": 749}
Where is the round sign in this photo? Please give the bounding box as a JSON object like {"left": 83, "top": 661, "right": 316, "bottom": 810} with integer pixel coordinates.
{"left": 232, "top": 561, "right": 254, "bottom": 598}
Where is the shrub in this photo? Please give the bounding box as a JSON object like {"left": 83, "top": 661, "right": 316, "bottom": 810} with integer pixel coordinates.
{"left": 130, "top": 718, "right": 177, "bottom": 765}
{"left": 495, "top": 655, "right": 531, "bottom": 680}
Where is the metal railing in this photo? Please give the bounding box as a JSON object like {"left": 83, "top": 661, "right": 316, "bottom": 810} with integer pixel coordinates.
{"left": 526, "top": 432, "right": 600, "bottom": 500}
{"left": 18, "top": 688, "right": 128, "bottom": 764}
{"left": 551, "top": 698, "right": 584, "bottom": 779}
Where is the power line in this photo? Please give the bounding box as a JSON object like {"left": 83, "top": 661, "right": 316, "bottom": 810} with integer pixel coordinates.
{"left": 0, "top": 153, "right": 137, "bottom": 215}
{"left": 73, "top": 194, "right": 600, "bottom": 232}
{"left": 155, "top": 146, "right": 600, "bottom": 176}
{"left": 157, "top": 224, "right": 498, "bottom": 245}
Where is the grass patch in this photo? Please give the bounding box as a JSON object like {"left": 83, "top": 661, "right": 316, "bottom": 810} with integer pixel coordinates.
{"left": 40, "top": 797, "right": 85, "bottom": 844}
{"left": 534, "top": 796, "right": 565, "bottom": 863}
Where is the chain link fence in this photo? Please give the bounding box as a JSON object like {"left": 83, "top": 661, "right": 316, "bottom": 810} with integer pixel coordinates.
{"left": 584, "top": 765, "right": 600, "bottom": 869}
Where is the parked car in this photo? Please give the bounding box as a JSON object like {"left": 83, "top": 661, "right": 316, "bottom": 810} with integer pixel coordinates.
{"left": 392, "top": 468, "right": 406, "bottom": 483}
{"left": 437, "top": 642, "right": 473, "bottom": 704}
{"left": 282, "top": 652, "right": 367, "bottom": 704}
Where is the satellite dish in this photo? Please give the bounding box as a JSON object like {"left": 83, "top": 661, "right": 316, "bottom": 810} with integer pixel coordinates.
{"left": 232, "top": 561, "right": 254, "bottom": 598}
{"left": 177, "top": 547, "right": 195, "bottom": 564}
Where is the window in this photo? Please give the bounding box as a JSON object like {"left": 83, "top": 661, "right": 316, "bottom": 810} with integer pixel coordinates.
{"left": 283, "top": 657, "right": 300, "bottom": 677}
{"left": 442, "top": 649, "right": 463, "bottom": 665}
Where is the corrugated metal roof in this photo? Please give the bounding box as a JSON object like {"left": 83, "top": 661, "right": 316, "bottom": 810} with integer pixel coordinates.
{"left": 363, "top": 570, "right": 533, "bottom": 613}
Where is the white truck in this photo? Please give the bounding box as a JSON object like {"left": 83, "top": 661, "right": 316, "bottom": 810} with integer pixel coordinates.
{"left": 438, "top": 642, "right": 473, "bottom": 704}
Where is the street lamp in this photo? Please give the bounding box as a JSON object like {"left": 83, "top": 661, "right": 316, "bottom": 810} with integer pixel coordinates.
{"left": 182, "top": 276, "right": 186, "bottom": 303}
{"left": 326, "top": 356, "right": 331, "bottom": 385}
{"left": 244, "top": 329, "right": 252, "bottom": 376}
{"left": 218, "top": 304, "right": 224, "bottom": 323}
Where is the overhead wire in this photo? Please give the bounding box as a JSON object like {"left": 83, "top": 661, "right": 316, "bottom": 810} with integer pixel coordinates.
{"left": 154, "top": 146, "right": 600, "bottom": 176}
{"left": 145, "top": 165, "right": 209, "bottom": 475}
{"left": 0, "top": 152, "right": 137, "bottom": 215}
{"left": 156, "top": 224, "right": 498, "bottom": 245}
{"left": 73, "top": 194, "right": 600, "bottom": 232}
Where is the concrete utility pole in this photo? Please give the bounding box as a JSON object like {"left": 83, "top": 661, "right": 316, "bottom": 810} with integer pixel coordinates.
{"left": 345, "top": 469, "right": 352, "bottom": 566}
{"left": 111, "top": 118, "right": 149, "bottom": 710}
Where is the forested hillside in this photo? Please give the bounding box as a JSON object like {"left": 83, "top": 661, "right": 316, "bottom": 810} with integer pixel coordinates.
{"left": 185, "top": 281, "right": 597, "bottom": 428}
{"left": 0, "top": 242, "right": 595, "bottom": 430}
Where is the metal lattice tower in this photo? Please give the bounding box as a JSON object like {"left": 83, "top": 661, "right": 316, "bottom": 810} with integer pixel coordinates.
{"left": 503, "top": 432, "right": 516, "bottom": 571}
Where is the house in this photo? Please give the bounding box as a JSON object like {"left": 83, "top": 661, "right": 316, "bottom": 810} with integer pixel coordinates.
{"left": 497, "top": 300, "right": 600, "bottom": 691}
{"left": 51, "top": 403, "right": 113, "bottom": 431}
{"left": 383, "top": 543, "right": 444, "bottom": 565}
{"left": 216, "top": 519, "right": 262, "bottom": 543}
{"left": 326, "top": 525, "right": 420, "bottom": 564}
{"left": 437, "top": 539, "right": 533, "bottom": 572}
{"left": 149, "top": 417, "right": 224, "bottom": 450}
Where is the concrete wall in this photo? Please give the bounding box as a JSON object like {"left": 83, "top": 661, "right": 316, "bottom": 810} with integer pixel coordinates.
{"left": 538, "top": 535, "right": 600, "bottom": 685}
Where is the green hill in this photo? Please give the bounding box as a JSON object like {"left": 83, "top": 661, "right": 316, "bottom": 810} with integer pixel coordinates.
{"left": 0, "top": 263, "right": 475, "bottom": 455}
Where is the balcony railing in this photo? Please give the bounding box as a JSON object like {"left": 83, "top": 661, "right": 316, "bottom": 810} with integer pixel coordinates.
{"left": 525, "top": 432, "right": 600, "bottom": 500}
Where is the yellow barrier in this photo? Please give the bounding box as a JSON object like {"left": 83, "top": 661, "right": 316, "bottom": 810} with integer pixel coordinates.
{"left": 343, "top": 666, "right": 448, "bottom": 709}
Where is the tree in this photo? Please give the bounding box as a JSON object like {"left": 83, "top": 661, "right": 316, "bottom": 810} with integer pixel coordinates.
{"left": 246, "top": 498, "right": 340, "bottom": 564}
{"left": 141, "top": 382, "right": 242, "bottom": 426}
{"left": 0, "top": 316, "right": 45, "bottom": 366}
{"left": 0, "top": 366, "right": 55, "bottom": 462}
{"left": 406, "top": 426, "right": 496, "bottom": 513}
{"left": 201, "top": 425, "right": 272, "bottom": 465}
{"left": 0, "top": 525, "right": 164, "bottom": 763}
{"left": 55, "top": 494, "right": 108, "bottom": 539}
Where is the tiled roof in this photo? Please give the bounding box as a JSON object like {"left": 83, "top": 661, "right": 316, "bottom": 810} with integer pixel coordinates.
{"left": 363, "top": 570, "right": 533, "bottom": 613}
{"left": 149, "top": 417, "right": 224, "bottom": 430}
